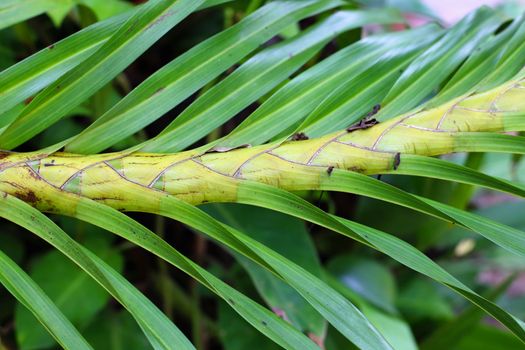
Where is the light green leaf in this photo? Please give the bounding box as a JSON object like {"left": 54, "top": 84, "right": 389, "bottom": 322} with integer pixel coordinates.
{"left": 213, "top": 24, "right": 441, "bottom": 150}
{"left": 0, "top": 0, "right": 60, "bottom": 30}
{"left": 0, "top": 0, "right": 232, "bottom": 117}
{"left": 378, "top": 7, "right": 504, "bottom": 120}
{"left": 0, "top": 249, "right": 92, "bottom": 350}
{"left": 0, "top": 193, "right": 195, "bottom": 350}
{"left": 0, "top": 11, "right": 127, "bottom": 116}
{"left": 15, "top": 234, "right": 122, "bottom": 350}
{"left": 0, "top": 0, "right": 205, "bottom": 149}
{"left": 233, "top": 180, "right": 525, "bottom": 342}
{"left": 429, "top": 14, "right": 525, "bottom": 107}
{"left": 141, "top": 9, "right": 401, "bottom": 153}
{"left": 205, "top": 203, "right": 326, "bottom": 338}
{"left": 384, "top": 154, "right": 525, "bottom": 197}
{"left": 65, "top": 0, "right": 344, "bottom": 154}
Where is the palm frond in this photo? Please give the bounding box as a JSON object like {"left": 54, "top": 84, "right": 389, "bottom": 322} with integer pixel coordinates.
{"left": 1, "top": 1, "right": 525, "bottom": 349}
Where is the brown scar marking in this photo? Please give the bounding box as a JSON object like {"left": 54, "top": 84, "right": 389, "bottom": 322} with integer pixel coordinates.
{"left": 291, "top": 132, "right": 309, "bottom": 141}
{"left": 14, "top": 190, "right": 38, "bottom": 204}
{"left": 393, "top": 152, "right": 401, "bottom": 170}
{"left": 346, "top": 118, "right": 379, "bottom": 132}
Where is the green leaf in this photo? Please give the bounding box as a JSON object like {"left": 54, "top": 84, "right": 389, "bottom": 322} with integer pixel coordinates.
{"left": 360, "top": 304, "right": 417, "bottom": 350}
{"left": 477, "top": 15, "right": 525, "bottom": 91}
{"left": 0, "top": 0, "right": 205, "bottom": 149}
{"left": 205, "top": 203, "right": 326, "bottom": 338}
{"left": 0, "top": 0, "right": 60, "bottom": 30}
{"left": 79, "top": 0, "right": 134, "bottom": 21}
{"left": 217, "top": 224, "right": 393, "bottom": 349}
{"left": 420, "top": 276, "right": 514, "bottom": 350}
{"left": 297, "top": 40, "right": 422, "bottom": 138}
{"left": 64, "top": 195, "right": 322, "bottom": 350}
{"left": 0, "top": 0, "right": 233, "bottom": 117}
{"left": 218, "top": 300, "right": 280, "bottom": 350}
{"left": 418, "top": 197, "right": 525, "bottom": 259}
{"left": 397, "top": 279, "right": 454, "bottom": 321}
{"left": 428, "top": 14, "right": 525, "bottom": 107}
{"left": 326, "top": 270, "right": 417, "bottom": 350}
{"left": 60, "top": 189, "right": 391, "bottom": 349}
{"left": 377, "top": 7, "right": 505, "bottom": 121}
{"left": 233, "top": 181, "right": 525, "bottom": 342}
{"left": 15, "top": 234, "right": 122, "bottom": 350}
{"left": 46, "top": 0, "right": 75, "bottom": 27}
{"left": 0, "top": 249, "right": 92, "bottom": 350}
{"left": 83, "top": 310, "right": 150, "bottom": 350}
{"left": 213, "top": 24, "right": 441, "bottom": 150}
{"left": 0, "top": 10, "right": 125, "bottom": 116}
{"left": 451, "top": 325, "right": 525, "bottom": 350}
{"left": 141, "top": 9, "right": 402, "bottom": 153}
{"left": 309, "top": 169, "right": 525, "bottom": 259}
{"left": 327, "top": 256, "right": 397, "bottom": 314}
{"left": 384, "top": 154, "right": 525, "bottom": 198}
{"left": 0, "top": 193, "right": 195, "bottom": 350}
{"left": 65, "top": 0, "right": 344, "bottom": 154}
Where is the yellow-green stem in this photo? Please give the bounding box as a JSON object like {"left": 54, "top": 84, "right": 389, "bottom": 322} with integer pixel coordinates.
{"left": 0, "top": 76, "right": 524, "bottom": 214}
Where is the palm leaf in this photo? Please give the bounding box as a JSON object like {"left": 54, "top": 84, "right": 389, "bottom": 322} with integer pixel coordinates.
{"left": 1, "top": 1, "right": 525, "bottom": 349}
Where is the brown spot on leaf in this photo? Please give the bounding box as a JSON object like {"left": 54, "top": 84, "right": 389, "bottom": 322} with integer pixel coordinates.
{"left": 27, "top": 167, "right": 41, "bottom": 180}
{"left": 147, "top": 10, "right": 175, "bottom": 30}
{"left": 346, "top": 118, "right": 379, "bottom": 132}
{"left": 393, "top": 152, "right": 401, "bottom": 170}
{"left": 206, "top": 144, "right": 251, "bottom": 153}
{"left": 367, "top": 103, "right": 381, "bottom": 117}
{"left": 15, "top": 190, "right": 38, "bottom": 205}
{"left": 348, "top": 166, "right": 363, "bottom": 172}
{"left": 291, "top": 132, "right": 309, "bottom": 141}
{"left": 24, "top": 96, "right": 35, "bottom": 105}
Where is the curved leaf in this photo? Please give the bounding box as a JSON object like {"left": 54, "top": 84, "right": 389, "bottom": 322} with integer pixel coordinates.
{"left": 141, "top": 9, "right": 404, "bottom": 153}
{"left": 0, "top": 0, "right": 233, "bottom": 118}
{"left": 0, "top": 193, "right": 195, "bottom": 350}
{"left": 0, "top": 249, "right": 92, "bottom": 350}
{"left": 384, "top": 154, "right": 525, "bottom": 196}
{"left": 212, "top": 24, "right": 442, "bottom": 151}
{"left": 232, "top": 181, "right": 525, "bottom": 342}
{"left": 65, "top": 195, "right": 326, "bottom": 350}
{"left": 0, "top": 0, "right": 58, "bottom": 30}
{"left": 0, "top": 0, "right": 205, "bottom": 149}
{"left": 65, "top": 0, "right": 344, "bottom": 154}
{"left": 377, "top": 7, "right": 505, "bottom": 121}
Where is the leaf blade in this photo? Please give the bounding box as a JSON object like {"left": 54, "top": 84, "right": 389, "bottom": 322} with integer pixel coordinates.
{"left": 0, "top": 0, "right": 205, "bottom": 149}
{"left": 0, "top": 249, "right": 93, "bottom": 350}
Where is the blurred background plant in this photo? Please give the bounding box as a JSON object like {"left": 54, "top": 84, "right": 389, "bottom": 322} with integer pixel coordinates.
{"left": 1, "top": 0, "right": 525, "bottom": 349}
